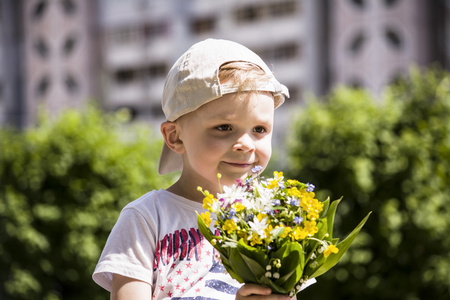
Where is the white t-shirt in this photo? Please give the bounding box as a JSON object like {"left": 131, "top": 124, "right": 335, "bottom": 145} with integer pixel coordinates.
{"left": 93, "top": 189, "right": 242, "bottom": 299}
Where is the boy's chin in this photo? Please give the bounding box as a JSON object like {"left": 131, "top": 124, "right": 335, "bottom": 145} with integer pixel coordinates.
{"left": 219, "top": 173, "right": 250, "bottom": 187}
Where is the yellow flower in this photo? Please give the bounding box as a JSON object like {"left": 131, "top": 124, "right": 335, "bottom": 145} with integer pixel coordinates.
{"left": 273, "top": 171, "right": 283, "bottom": 178}
{"left": 303, "top": 220, "right": 319, "bottom": 236}
{"left": 237, "top": 230, "right": 249, "bottom": 241}
{"left": 202, "top": 191, "right": 216, "bottom": 210}
{"left": 287, "top": 179, "right": 299, "bottom": 186}
{"left": 256, "top": 213, "right": 265, "bottom": 221}
{"left": 233, "top": 202, "right": 245, "bottom": 212}
{"left": 267, "top": 171, "right": 284, "bottom": 189}
{"left": 290, "top": 226, "right": 308, "bottom": 240}
{"left": 287, "top": 187, "right": 302, "bottom": 198}
{"left": 267, "top": 179, "right": 279, "bottom": 189}
{"left": 324, "top": 244, "right": 339, "bottom": 258}
{"left": 222, "top": 219, "right": 238, "bottom": 234}
{"left": 200, "top": 211, "right": 212, "bottom": 227}
{"left": 249, "top": 233, "right": 263, "bottom": 246}
{"left": 264, "top": 225, "right": 274, "bottom": 242}
{"left": 301, "top": 196, "right": 323, "bottom": 221}
{"left": 279, "top": 225, "right": 291, "bottom": 238}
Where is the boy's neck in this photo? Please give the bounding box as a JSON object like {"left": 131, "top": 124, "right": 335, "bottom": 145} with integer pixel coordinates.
{"left": 166, "top": 178, "right": 218, "bottom": 204}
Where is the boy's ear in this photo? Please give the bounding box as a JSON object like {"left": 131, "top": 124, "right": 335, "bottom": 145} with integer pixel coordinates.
{"left": 160, "top": 121, "right": 185, "bottom": 154}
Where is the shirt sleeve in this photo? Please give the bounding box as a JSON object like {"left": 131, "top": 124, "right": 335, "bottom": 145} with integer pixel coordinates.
{"left": 92, "top": 207, "right": 157, "bottom": 291}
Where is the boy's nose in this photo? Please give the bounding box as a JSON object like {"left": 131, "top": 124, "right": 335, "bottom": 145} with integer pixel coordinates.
{"left": 233, "top": 134, "right": 255, "bottom": 152}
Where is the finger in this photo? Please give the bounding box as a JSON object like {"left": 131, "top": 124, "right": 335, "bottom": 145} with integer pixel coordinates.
{"left": 237, "top": 283, "right": 272, "bottom": 296}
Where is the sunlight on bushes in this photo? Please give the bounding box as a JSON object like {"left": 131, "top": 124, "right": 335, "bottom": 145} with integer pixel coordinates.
{"left": 288, "top": 67, "right": 450, "bottom": 299}
{"left": 0, "top": 104, "right": 176, "bottom": 299}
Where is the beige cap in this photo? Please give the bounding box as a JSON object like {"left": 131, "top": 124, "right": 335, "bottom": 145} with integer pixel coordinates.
{"left": 158, "top": 38, "right": 289, "bottom": 174}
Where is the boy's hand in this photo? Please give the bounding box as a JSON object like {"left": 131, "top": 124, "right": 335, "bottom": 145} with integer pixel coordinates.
{"left": 236, "top": 284, "right": 293, "bottom": 300}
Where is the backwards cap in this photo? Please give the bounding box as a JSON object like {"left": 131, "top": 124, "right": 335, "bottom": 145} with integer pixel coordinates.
{"left": 159, "top": 38, "right": 289, "bottom": 174}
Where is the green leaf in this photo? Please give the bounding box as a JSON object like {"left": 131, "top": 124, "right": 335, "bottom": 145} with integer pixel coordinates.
{"left": 325, "top": 198, "right": 342, "bottom": 240}
{"left": 196, "top": 213, "right": 228, "bottom": 259}
{"left": 221, "top": 257, "right": 245, "bottom": 283}
{"left": 319, "top": 197, "right": 330, "bottom": 219}
{"left": 240, "top": 253, "right": 267, "bottom": 281}
{"left": 272, "top": 242, "right": 304, "bottom": 291}
{"left": 310, "top": 211, "right": 372, "bottom": 278}
{"left": 260, "top": 276, "right": 289, "bottom": 295}
{"left": 236, "top": 239, "right": 269, "bottom": 268}
{"left": 229, "top": 247, "right": 258, "bottom": 283}
{"left": 316, "top": 218, "right": 328, "bottom": 242}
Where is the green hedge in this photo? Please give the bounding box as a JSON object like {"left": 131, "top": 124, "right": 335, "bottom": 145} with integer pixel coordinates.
{"left": 0, "top": 106, "right": 175, "bottom": 299}
{"left": 288, "top": 67, "right": 450, "bottom": 299}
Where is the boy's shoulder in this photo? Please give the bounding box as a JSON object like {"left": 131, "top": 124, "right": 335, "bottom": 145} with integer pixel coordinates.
{"left": 122, "top": 189, "right": 167, "bottom": 210}
{"left": 122, "top": 189, "right": 204, "bottom": 213}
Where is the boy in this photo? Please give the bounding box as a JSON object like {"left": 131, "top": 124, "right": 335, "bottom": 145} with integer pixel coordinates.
{"left": 93, "top": 39, "right": 310, "bottom": 299}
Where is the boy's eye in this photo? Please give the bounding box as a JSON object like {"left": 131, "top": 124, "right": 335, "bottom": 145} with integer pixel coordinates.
{"left": 216, "top": 124, "right": 232, "bottom": 131}
{"left": 253, "top": 126, "right": 267, "bottom": 134}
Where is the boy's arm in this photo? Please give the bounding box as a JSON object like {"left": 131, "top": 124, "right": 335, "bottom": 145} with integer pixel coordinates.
{"left": 111, "top": 274, "right": 152, "bottom": 300}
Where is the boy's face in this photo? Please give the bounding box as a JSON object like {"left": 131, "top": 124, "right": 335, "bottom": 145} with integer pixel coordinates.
{"left": 177, "top": 92, "right": 274, "bottom": 192}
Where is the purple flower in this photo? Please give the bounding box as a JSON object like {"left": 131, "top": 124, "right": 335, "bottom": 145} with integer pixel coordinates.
{"left": 306, "top": 183, "right": 315, "bottom": 192}
{"left": 290, "top": 199, "right": 300, "bottom": 207}
{"left": 293, "top": 216, "right": 303, "bottom": 225}
{"left": 228, "top": 208, "right": 236, "bottom": 218}
{"left": 252, "top": 165, "right": 263, "bottom": 174}
{"left": 219, "top": 198, "right": 231, "bottom": 210}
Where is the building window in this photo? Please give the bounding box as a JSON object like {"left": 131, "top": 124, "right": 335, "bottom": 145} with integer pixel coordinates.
{"left": 36, "top": 75, "right": 50, "bottom": 97}
{"left": 190, "top": 16, "right": 216, "bottom": 35}
{"left": 62, "top": 34, "right": 77, "bottom": 56}
{"left": 61, "top": 0, "right": 76, "bottom": 15}
{"left": 385, "top": 27, "right": 403, "bottom": 50}
{"left": 348, "top": 31, "right": 366, "bottom": 55}
{"left": 65, "top": 74, "right": 79, "bottom": 94}
{"left": 32, "top": 1, "right": 48, "bottom": 20}
{"left": 348, "top": 78, "right": 364, "bottom": 89}
{"left": 115, "top": 69, "right": 136, "bottom": 84}
{"left": 348, "top": 0, "right": 366, "bottom": 9}
{"left": 235, "top": 6, "right": 262, "bottom": 23}
{"left": 274, "top": 43, "right": 298, "bottom": 60}
{"left": 384, "top": 0, "right": 400, "bottom": 7}
{"left": 268, "top": 0, "right": 298, "bottom": 17}
{"left": 260, "top": 42, "right": 299, "bottom": 61}
{"left": 143, "top": 22, "right": 168, "bottom": 40}
{"left": 111, "top": 28, "right": 140, "bottom": 45}
{"left": 148, "top": 64, "right": 167, "bottom": 79}
{"left": 34, "top": 37, "right": 49, "bottom": 59}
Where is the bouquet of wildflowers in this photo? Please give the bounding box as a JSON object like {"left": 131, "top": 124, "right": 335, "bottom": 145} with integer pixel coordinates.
{"left": 197, "top": 166, "right": 371, "bottom": 297}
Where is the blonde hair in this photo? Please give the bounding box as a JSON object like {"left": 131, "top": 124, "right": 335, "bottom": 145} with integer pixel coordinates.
{"left": 218, "top": 61, "right": 271, "bottom": 93}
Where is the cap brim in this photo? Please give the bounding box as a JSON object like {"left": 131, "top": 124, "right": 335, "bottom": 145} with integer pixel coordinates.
{"left": 158, "top": 142, "right": 183, "bottom": 175}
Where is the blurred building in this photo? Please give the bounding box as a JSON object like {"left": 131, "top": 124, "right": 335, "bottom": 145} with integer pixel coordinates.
{"left": 329, "top": 0, "right": 449, "bottom": 94}
{"left": 97, "top": 0, "right": 312, "bottom": 129}
{"left": 1, "top": 0, "right": 449, "bottom": 130}
{"left": 0, "top": 0, "right": 99, "bottom": 129}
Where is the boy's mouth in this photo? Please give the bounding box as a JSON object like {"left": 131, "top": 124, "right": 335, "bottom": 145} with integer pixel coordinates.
{"left": 223, "top": 161, "right": 254, "bottom": 168}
